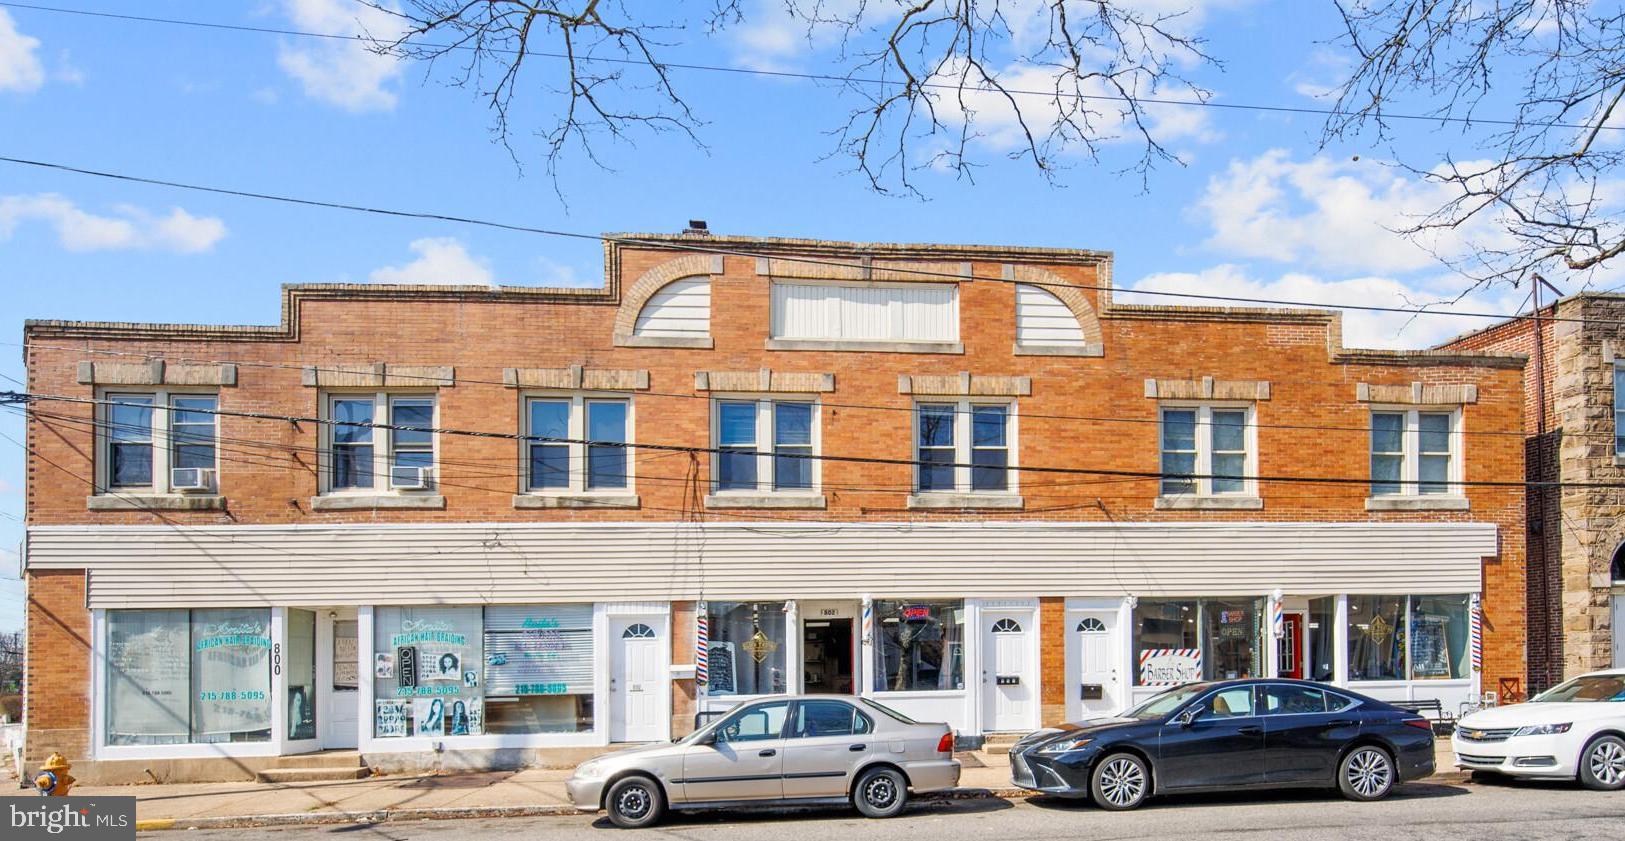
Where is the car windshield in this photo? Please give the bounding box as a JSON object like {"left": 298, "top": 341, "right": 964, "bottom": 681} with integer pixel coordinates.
{"left": 1124, "top": 683, "right": 1212, "bottom": 719}
{"left": 1530, "top": 674, "right": 1625, "bottom": 703}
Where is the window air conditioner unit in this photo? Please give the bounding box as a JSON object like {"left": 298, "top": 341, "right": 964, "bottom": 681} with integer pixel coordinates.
{"left": 170, "top": 467, "right": 215, "bottom": 493}
{"left": 390, "top": 465, "right": 433, "bottom": 490}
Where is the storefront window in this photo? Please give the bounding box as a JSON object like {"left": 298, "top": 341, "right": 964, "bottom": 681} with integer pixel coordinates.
{"left": 1202, "top": 598, "right": 1263, "bottom": 680}
{"left": 873, "top": 600, "right": 964, "bottom": 692}
{"left": 105, "top": 608, "right": 273, "bottom": 746}
{"left": 1133, "top": 599, "right": 1199, "bottom": 686}
{"left": 106, "top": 609, "right": 190, "bottom": 745}
{"left": 1409, "top": 595, "right": 1470, "bottom": 680}
{"left": 372, "top": 607, "right": 484, "bottom": 738}
{"left": 705, "top": 602, "right": 788, "bottom": 697}
{"left": 483, "top": 605, "right": 594, "bottom": 734}
{"left": 1307, "top": 597, "right": 1337, "bottom": 683}
{"left": 287, "top": 609, "right": 317, "bottom": 740}
{"left": 1347, "top": 595, "right": 1407, "bottom": 681}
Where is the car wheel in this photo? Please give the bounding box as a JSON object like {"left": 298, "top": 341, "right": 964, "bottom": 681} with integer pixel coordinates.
{"left": 1090, "top": 753, "right": 1151, "bottom": 811}
{"left": 1338, "top": 746, "right": 1396, "bottom": 801}
{"left": 605, "top": 775, "right": 666, "bottom": 829}
{"left": 852, "top": 766, "right": 909, "bottom": 818}
{"left": 1578, "top": 734, "right": 1625, "bottom": 791}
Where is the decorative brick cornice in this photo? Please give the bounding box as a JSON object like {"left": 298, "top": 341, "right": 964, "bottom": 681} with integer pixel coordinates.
{"left": 898, "top": 372, "right": 1032, "bottom": 397}
{"left": 757, "top": 256, "right": 971, "bottom": 283}
{"left": 300, "top": 363, "right": 455, "bottom": 388}
{"left": 694, "top": 369, "right": 835, "bottom": 393}
{"left": 76, "top": 360, "right": 238, "bottom": 387}
{"left": 1356, "top": 381, "right": 1479, "bottom": 405}
{"left": 611, "top": 253, "right": 721, "bottom": 348}
{"left": 504, "top": 366, "right": 650, "bottom": 391}
{"left": 1143, "top": 377, "right": 1270, "bottom": 401}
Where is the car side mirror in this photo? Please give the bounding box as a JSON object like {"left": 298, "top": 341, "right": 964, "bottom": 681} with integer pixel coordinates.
{"left": 696, "top": 730, "right": 718, "bottom": 746}
{"left": 1175, "top": 708, "right": 1200, "bottom": 728}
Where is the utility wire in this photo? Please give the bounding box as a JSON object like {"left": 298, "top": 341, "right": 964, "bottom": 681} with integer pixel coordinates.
{"left": 0, "top": 153, "right": 1606, "bottom": 328}
{"left": 8, "top": 389, "right": 1613, "bottom": 490}
{"left": 0, "top": 1, "right": 1614, "bottom": 133}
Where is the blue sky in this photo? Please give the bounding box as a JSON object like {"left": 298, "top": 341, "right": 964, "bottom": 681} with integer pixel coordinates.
{"left": 0, "top": 1, "right": 1578, "bottom": 631}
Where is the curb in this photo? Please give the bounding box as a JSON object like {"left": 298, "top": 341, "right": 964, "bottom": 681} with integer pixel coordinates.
{"left": 131, "top": 773, "right": 1476, "bottom": 831}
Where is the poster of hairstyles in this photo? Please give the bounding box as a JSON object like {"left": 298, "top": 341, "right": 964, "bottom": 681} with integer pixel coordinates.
{"left": 413, "top": 697, "right": 444, "bottom": 736}
{"left": 428, "top": 650, "right": 462, "bottom": 682}
{"left": 375, "top": 700, "right": 409, "bottom": 738}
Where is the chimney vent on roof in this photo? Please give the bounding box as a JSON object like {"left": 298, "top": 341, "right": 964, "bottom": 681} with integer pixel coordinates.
{"left": 684, "top": 220, "right": 710, "bottom": 235}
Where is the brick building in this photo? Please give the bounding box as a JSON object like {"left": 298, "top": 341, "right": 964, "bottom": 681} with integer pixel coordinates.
{"left": 20, "top": 233, "right": 1529, "bottom": 783}
{"left": 1441, "top": 293, "right": 1625, "bottom": 689}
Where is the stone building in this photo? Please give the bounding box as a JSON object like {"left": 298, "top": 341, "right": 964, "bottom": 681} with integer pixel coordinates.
{"left": 1442, "top": 293, "right": 1625, "bottom": 687}
{"left": 19, "top": 233, "right": 1528, "bottom": 783}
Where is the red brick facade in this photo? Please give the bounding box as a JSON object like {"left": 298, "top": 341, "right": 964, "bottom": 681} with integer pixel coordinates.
{"left": 19, "top": 234, "right": 1530, "bottom": 764}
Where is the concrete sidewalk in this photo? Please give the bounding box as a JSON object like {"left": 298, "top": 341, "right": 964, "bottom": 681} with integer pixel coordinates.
{"left": 62, "top": 744, "right": 1465, "bottom": 831}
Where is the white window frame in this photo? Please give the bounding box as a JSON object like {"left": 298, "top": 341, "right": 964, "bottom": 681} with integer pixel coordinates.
{"left": 95, "top": 388, "right": 220, "bottom": 495}
{"left": 319, "top": 392, "right": 439, "bottom": 495}
{"left": 1158, "top": 403, "right": 1257, "bottom": 497}
{"left": 1613, "top": 364, "right": 1625, "bottom": 463}
{"left": 519, "top": 393, "right": 636, "bottom": 495}
{"left": 1368, "top": 407, "right": 1463, "bottom": 497}
{"left": 911, "top": 399, "right": 1019, "bottom": 495}
{"left": 708, "top": 396, "right": 821, "bottom": 496}
{"left": 769, "top": 280, "right": 961, "bottom": 343}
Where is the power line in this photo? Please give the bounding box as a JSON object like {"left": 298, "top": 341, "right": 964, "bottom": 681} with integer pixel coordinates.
{"left": 2, "top": 152, "right": 1609, "bottom": 329}
{"left": 7, "top": 389, "right": 1610, "bottom": 490}
{"left": 11, "top": 339, "right": 1597, "bottom": 441}
{"left": 1, "top": 1, "right": 1612, "bottom": 134}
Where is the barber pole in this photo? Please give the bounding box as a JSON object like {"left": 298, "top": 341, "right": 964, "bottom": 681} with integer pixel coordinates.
{"left": 695, "top": 602, "right": 709, "bottom": 687}
{"left": 861, "top": 597, "right": 873, "bottom": 647}
{"left": 1270, "top": 592, "right": 1285, "bottom": 639}
{"left": 1469, "top": 594, "right": 1482, "bottom": 673}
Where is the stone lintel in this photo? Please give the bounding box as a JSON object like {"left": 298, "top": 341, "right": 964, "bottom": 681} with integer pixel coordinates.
{"left": 1143, "top": 377, "right": 1271, "bottom": 401}
{"left": 77, "top": 361, "right": 239, "bottom": 387}
{"left": 504, "top": 367, "right": 651, "bottom": 391}
{"left": 898, "top": 372, "right": 1031, "bottom": 397}
{"left": 1355, "top": 381, "right": 1478, "bottom": 405}
{"left": 300, "top": 364, "right": 455, "bottom": 388}
{"left": 694, "top": 369, "right": 836, "bottom": 393}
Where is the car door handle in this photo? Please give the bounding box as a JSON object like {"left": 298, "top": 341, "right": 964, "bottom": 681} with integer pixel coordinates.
{"left": 1238, "top": 726, "right": 1263, "bottom": 736}
{"left": 758, "top": 749, "right": 777, "bottom": 757}
{"left": 849, "top": 744, "right": 867, "bottom": 752}
{"left": 1328, "top": 720, "right": 1355, "bottom": 727}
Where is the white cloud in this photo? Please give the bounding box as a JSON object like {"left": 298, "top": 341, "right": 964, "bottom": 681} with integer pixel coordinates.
{"left": 0, "top": 10, "right": 45, "bottom": 93}
{"left": 371, "top": 238, "right": 494, "bottom": 285}
{"left": 1193, "top": 150, "right": 1505, "bottom": 274}
{"left": 1125, "top": 264, "right": 1528, "bottom": 349}
{"left": 277, "top": 0, "right": 403, "bottom": 112}
{"left": 0, "top": 194, "right": 227, "bottom": 253}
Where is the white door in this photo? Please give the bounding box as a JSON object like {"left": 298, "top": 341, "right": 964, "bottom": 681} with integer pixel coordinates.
{"left": 982, "top": 612, "right": 1034, "bottom": 732}
{"left": 612, "top": 617, "right": 666, "bottom": 742}
{"left": 1076, "top": 612, "right": 1121, "bottom": 718}
{"left": 323, "top": 611, "right": 359, "bottom": 749}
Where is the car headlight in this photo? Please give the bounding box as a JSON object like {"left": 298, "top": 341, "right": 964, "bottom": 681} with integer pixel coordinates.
{"left": 574, "top": 761, "right": 603, "bottom": 778}
{"left": 1035, "top": 737, "right": 1092, "bottom": 755}
{"left": 1513, "top": 723, "right": 1572, "bottom": 736}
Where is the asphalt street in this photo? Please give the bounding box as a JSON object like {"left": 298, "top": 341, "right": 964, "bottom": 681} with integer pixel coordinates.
{"left": 173, "top": 778, "right": 1624, "bottom": 840}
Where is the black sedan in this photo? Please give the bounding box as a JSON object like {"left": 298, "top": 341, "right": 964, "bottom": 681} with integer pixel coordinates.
{"left": 1010, "top": 679, "right": 1434, "bottom": 809}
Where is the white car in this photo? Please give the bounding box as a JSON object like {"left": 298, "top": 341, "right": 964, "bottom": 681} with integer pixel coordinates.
{"left": 1452, "top": 669, "right": 1625, "bottom": 789}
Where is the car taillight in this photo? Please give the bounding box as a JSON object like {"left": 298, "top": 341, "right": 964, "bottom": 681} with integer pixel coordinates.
{"left": 936, "top": 731, "right": 955, "bottom": 754}
{"left": 1403, "top": 718, "right": 1433, "bottom": 731}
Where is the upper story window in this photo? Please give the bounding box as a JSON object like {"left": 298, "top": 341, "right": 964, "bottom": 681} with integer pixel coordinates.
{"left": 771, "top": 281, "right": 958, "bottom": 344}
{"left": 1614, "top": 366, "right": 1625, "bottom": 459}
{"left": 713, "top": 399, "right": 817, "bottom": 493}
{"left": 915, "top": 401, "right": 1013, "bottom": 493}
{"left": 325, "top": 393, "right": 436, "bottom": 493}
{"left": 1160, "top": 405, "right": 1253, "bottom": 497}
{"left": 101, "top": 391, "right": 218, "bottom": 494}
{"left": 1370, "top": 409, "right": 1458, "bottom": 496}
{"left": 524, "top": 395, "right": 631, "bottom": 493}
{"left": 633, "top": 277, "right": 711, "bottom": 341}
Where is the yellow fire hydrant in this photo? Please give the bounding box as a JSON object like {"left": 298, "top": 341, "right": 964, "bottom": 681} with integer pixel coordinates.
{"left": 33, "top": 752, "right": 75, "bottom": 796}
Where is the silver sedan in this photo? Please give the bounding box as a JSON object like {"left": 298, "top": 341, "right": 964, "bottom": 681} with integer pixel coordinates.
{"left": 567, "top": 694, "right": 961, "bottom": 828}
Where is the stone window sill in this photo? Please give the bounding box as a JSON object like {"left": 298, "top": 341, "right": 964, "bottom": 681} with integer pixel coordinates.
{"left": 1364, "top": 495, "right": 1469, "bottom": 512}
{"left": 615, "top": 335, "right": 714, "bottom": 350}
{"left": 311, "top": 494, "right": 446, "bottom": 511}
{"left": 1154, "top": 495, "right": 1263, "bottom": 511}
{"left": 704, "top": 493, "right": 827, "bottom": 510}
{"left": 88, "top": 494, "right": 226, "bottom": 511}
{"left": 765, "top": 338, "right": 964, "bottom": 355}
{"left": 907, "top": 493, "right": 1025, "bottom": 511}
{"left": 1012, "top": 342, "right": 1105, "bottom": 357}
{"left": 513, "top": 493, "right": 641, "bottom": 510}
